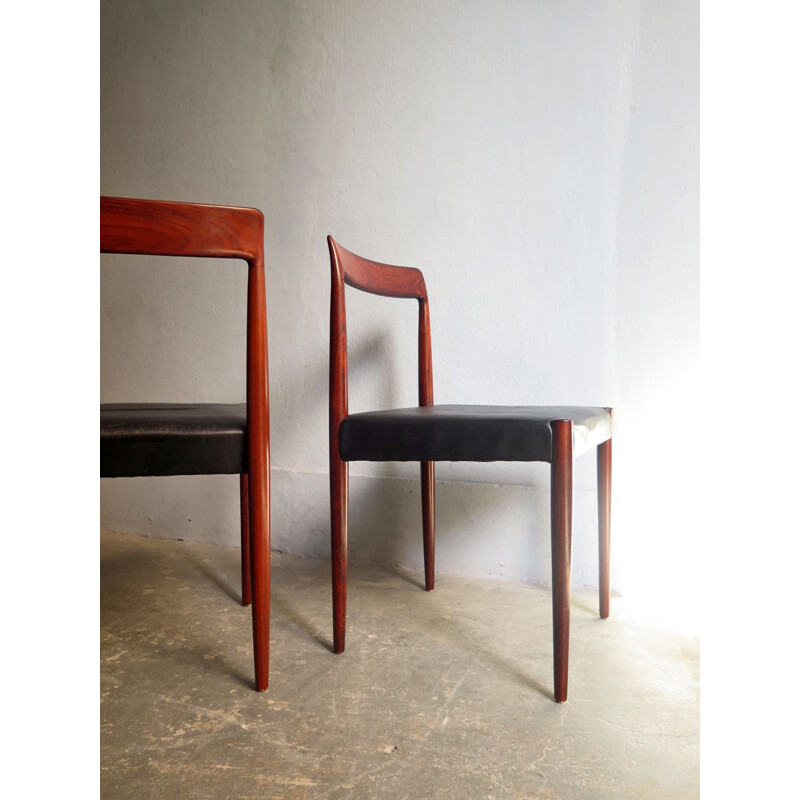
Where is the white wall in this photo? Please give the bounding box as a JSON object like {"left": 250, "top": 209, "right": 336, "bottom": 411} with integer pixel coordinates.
{"left": 101, "top": 1, "right": 699, "bottom": 616}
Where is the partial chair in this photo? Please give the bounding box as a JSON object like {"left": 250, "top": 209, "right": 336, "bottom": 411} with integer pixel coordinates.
{"left": 328, "top": 236, "right": 612, "bottom": 702}
{"left": 100, "top": 196, "right": 271, "bottom": 690}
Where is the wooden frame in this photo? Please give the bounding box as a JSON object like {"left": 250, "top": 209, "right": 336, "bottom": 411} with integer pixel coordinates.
{"left": 101, "top": 196, "right": 271, "bottom": 691}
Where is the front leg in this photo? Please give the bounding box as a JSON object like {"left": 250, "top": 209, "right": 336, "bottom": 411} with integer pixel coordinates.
{"left": 550, "top": 419, "right": 574, "bottom": 703}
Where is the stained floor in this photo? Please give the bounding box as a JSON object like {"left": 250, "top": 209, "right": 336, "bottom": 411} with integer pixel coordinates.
{"left": 100, "top": 531, "right": 699, "bottom": 799}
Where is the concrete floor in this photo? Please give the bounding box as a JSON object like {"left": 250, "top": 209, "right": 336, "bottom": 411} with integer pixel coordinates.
{"left": 101, "top": 531, "right": 699, "bottom": 799}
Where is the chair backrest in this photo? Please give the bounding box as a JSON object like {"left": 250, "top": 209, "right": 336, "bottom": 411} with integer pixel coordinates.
{"left": 101, "top": 196, "right": 264, "bottom": 262}
{"left": 100, "top": 196, "right": 270, "bottom": 479}
{"left": 327, "top": 236, "right": 433, "bottom": 446}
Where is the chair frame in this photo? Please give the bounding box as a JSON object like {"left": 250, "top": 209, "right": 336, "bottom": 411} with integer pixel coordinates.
{"left": 101, "top": 196, "right": 271, "bottom": 690}
{"left": 328, "top": 235, "right": 612, "bottom": 702}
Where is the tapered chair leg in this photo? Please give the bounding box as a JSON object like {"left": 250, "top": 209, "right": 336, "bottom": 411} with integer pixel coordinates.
{"left": 240, "top": 474, "right": 252, "bottom": 607}
{"left": 421, "top": 461, "right": 435, "bottom": 591}
{"left": 331, "top": 457, "right": 349, "bottom": 653}
{"left": 597, "top": 412, "right": 612, "bottom": 619}
{"left": 550, "top": 420, "right": 573, "bottom": 703}
{"left": 249, "top": 465, "right": 270, "bottom": 691}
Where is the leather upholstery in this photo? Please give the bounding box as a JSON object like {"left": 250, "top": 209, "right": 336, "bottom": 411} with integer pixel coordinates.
{"left": 339, "top": 405, "right": 611, "bottom": 463}
{"left": 101, "top": 403, "right": 247, "bottom": 477}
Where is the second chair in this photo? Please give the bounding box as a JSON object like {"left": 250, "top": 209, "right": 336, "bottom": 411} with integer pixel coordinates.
{"left": 327, "top": 236, "right": 612, "bottom": 703}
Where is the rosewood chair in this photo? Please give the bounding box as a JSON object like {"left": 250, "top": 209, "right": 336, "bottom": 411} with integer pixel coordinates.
{"left": 100, "top": 196, "right": 271, "bottom": 691}
{"left": 328, "top": 236, "right": 612, "bottom": 702}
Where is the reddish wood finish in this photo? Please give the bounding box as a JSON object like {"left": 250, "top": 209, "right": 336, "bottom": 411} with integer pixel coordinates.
{"left": 330, "top": 457, "right": 349, "bottom": 653}
{"left": 418, "top": 295, "right": 435, "bottom": 590}
{"left": 100, "top": 196, "right": 264, "bottom": 262}
{"left": 101, "top": 196, "right": 271, "bottom": 691}
{"left": 240, "top": 474, "right": 252, "bottom": 607}
{"left": 246, "top": 254, "right": 271, "bottom": 692}
{"left": 550, "top": 419, "right": 573, "bottom": 703}
{"left": 328, "top": 237, "right": 350, "bottom": 653}
{"left": 332, "top": 239, "right": 428, "bottom": 299}
{"left": 421, "top": 462, "right": 435, "bottom": 591}
{"left": 328, "top": 236, "right": 436, "bottom": 648}
{"left": 597, "top": 408, "right": 613, "bottom": 619}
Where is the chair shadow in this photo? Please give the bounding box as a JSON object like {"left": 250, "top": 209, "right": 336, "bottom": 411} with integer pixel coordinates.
{"left": 101, "top": 551, "right": 255, "bottom": 690}
{"left": 219, "top": 656, "right": 258, "bottom": 690}
{"left": 183, "top": 547, "right": 243, "bottom": 605}
{"left": 443, "top": 584, "right": 616, "bottom": 700}
{"left": 371, "top": 565, "right": 555, "bottom": 701}
{"left": 178, "top": 550, "right": 261, "bottom": 687}
{"left": 571, "top": 596, "right": 599, "bottom": 617}
{"left": 385, "top": 565, "right": 427, "bottom": 591}
{"left": 152, "top": 642, "right": 255, "bottom": 691}
{"left": 271, "top": 592, "right": 333, "bottom": 652}
{"left": 437, "top": 614, "right": 555, "bottom": 701}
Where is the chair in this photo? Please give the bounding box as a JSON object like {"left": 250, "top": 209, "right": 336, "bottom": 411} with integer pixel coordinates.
{"left": 100, "top": 196, "right": 271, "bottom": 691}
{"left": 327, "top": 236, "right": 612, "bottom": 702}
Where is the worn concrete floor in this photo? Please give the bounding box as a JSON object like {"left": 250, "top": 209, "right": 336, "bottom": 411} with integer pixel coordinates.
{"left": 100, "top": 531, "right": 699, "bottom": 799}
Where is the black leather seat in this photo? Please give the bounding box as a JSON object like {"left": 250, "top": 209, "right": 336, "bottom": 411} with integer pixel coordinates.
{"left": 339, "top": 405, "right": 611, "bottom": 463}
{"left": 101, "top": 403, "right": 247, "bottom": 478}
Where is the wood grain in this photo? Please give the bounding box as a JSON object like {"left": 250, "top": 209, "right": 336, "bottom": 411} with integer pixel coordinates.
{"left": 550, "top": 419, "right": 573, "bottom": 703}
{"left": 597, "top": 408, "right": 613, "bottom": 619}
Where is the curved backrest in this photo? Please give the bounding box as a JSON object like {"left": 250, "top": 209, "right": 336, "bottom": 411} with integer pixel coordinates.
{"left": 328, "top": 237, "right": 433, "bottom": 454}
{"left": 101, "top": 196, "right": 264, "bottom": 264}
{"left": 100, "top": 196, "right": 270, "bottom": 485}
{"left": 331, "top": 238, "right": 428, "bottom": 300}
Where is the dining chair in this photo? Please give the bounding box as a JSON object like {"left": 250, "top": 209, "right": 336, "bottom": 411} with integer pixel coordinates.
{"left": 327, "top": 236, "right": 612, "bottom": 702}
{"left": 100, "top": 196, "right": 271, "bottom": 690}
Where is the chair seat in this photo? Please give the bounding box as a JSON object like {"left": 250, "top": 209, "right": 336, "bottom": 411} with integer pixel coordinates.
{"left": 101, "top": 403, "right": 247, "bottom": 477}
{"left": 339, "top": 405, "right": 611, "bottom": 463}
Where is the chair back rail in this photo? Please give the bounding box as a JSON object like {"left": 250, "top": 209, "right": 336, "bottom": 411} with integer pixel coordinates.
{"left": 100, "top": 196, "right": 263, "bottom": 263}
{"left": 333, "top": 239, "right": 427, "bottom": 300}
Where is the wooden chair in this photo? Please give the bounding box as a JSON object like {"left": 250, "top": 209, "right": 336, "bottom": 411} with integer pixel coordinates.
{"left": 328, "top": 236, "right": 612, "bottom": 702}
{"left": 100, "top": 196, "right": 271, "bottom": 690}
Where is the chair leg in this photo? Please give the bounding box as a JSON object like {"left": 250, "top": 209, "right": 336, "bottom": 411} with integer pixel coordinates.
{"left": 597, "top": 415, "right": 612, "bottom": 619}
{"left": 421, "top": 461, "right": 435, "bottom": 591}
{"left": 249, "top": 466, "right": 270, "bottom": 691}
{"left": 240, "top": 474, "right": 252, "bottom": 607}
{"left": 550, "top": 419, "right": 573, "bottom": 703}
{"left": 331, "top": 456, "right": 349, "bottom": 653}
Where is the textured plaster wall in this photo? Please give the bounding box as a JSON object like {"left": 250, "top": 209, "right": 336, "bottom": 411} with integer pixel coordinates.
{"left": 101, "top": 1, "right": 699, "bottom": 605}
